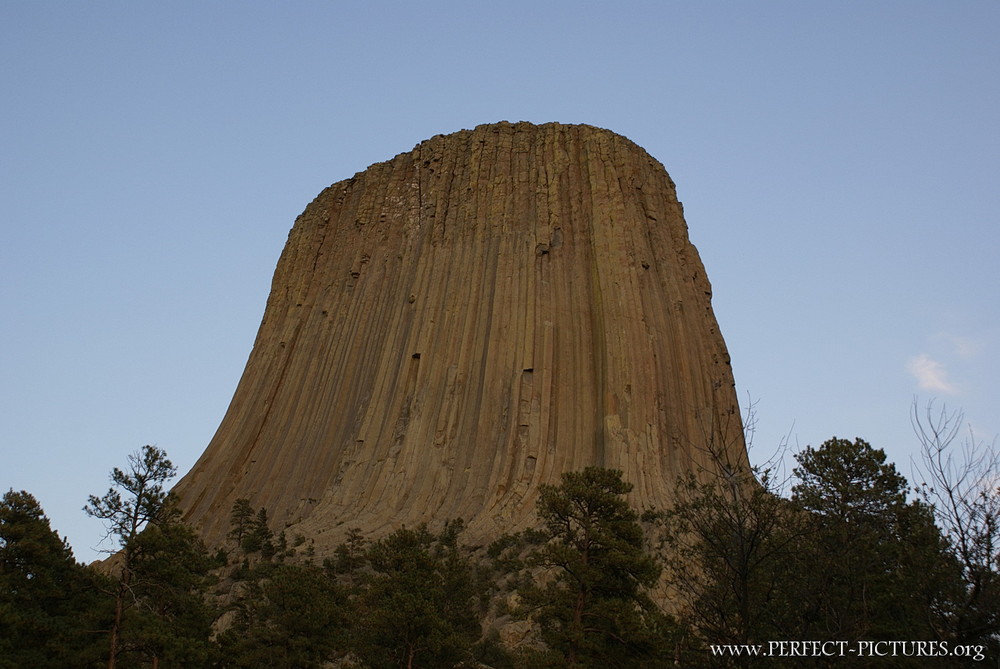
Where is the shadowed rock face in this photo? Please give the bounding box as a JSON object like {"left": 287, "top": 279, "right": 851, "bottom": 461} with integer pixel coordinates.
{"left": 174, "top": 121, "right": 747, "bottom": 552}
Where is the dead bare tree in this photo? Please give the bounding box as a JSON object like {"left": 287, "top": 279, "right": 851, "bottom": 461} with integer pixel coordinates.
{"left": 911, "top": 400, "right": 1000, "bottom": 648}
{"left": 657, "top": 393, "right": 807, "bottom": 666}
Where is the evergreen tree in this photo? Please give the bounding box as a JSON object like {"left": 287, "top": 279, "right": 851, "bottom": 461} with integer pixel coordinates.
{"left": 239, "top": 507, "right": 276, "bottom": 558}
{"left": 0, "top": 489, "right": 106, "bottom": 668}
{"left": 219, "top": 501, "right": 348, "bottom": 667}
{"left": 125, "top": 505, "right": 220, "bottom": 667}
{"left": 328, "top": 527, "right": 367, "bottom": 577}
{"left": 352, "top": 521, "right": 486, "bottom": 669}
{"left": 228, "top": 498, "right": 255, "bottom": 549}
{"left": 789, "top": 438, "right": 954, "bottom": 654}
{"left": 85, "top": 445, "right": 216, "bottom": 669}
{"left": 662, "top": 438, "right": 962, "bottom": 667}
{"left": 219, "top": 562, "right": 348, "bottom": 668}
{"left": 514, "top": 467, "right": 666, "bottom": 668}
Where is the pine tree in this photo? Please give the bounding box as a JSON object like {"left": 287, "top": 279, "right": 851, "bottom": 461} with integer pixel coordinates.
{"left": 219, "top": 562, "right": 348, "bottom": 668}
{"left": 85, "top": 445, "right": 216, "bottom": 668}
{"left": 515, "top": 467, "right": 666, "bottom": 668}
{"left": 228, "top": 498, "right": 255, "bottom": 549}
{"left": 790, "top": 438, "right": 952, "bottom": 648}
{"left": 0, "top": 489, "right": 105, "bottom": 668}
{"left": 353, "top": 521, "right": 486, "bottom": 669}
{"left": 125, "top": 506, "right": 219, "bottom": 666}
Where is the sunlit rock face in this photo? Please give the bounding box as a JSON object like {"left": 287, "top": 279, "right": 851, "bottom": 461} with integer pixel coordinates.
{"left": 174, "top": 121, "right": 747, "bottom": 552}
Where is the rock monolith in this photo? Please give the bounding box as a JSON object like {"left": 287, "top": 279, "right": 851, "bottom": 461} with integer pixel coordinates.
{"left": 174, "top": 121, "right": 748, "bottom": 552}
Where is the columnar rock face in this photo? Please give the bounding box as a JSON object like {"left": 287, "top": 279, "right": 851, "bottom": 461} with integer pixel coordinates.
{"left": 174, "top": 121, "right": 748, "bottom": 552}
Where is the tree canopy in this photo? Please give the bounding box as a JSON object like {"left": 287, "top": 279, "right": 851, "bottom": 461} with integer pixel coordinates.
{"left": 0, "top": 489, "right": 105, "bottom": 668}
{"left": 5, "top": 432, "right": 997, "bottom": 667}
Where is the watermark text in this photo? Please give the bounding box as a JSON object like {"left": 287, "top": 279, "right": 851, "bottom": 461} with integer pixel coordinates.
{"left": 709, "top": 640, "right": 987, "bottom": 662}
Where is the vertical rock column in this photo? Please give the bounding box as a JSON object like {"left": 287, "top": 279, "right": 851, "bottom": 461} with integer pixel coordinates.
{"left": 173, "top": 121, "right": 747, "bottom": 551}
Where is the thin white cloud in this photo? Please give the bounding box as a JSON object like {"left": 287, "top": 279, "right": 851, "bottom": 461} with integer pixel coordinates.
{"left": 948, "top": 334, "right": 983, "bottom": 360}
{"left": 907, "top": 353, "right": 958, "bottom": 394}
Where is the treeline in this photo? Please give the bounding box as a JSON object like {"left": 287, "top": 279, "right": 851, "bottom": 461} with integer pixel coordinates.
{"left": 1, "top": 411, "right": 998, "bottom": 667}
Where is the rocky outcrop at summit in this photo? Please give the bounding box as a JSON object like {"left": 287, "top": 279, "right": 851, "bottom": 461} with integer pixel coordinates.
{"left": 173, "top": 121, "right": 748, "bottom": 552}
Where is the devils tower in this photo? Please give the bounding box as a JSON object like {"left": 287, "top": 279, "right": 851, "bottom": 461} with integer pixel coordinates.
{"left": 174, "top": 121, "right": 748, "bottom": 552}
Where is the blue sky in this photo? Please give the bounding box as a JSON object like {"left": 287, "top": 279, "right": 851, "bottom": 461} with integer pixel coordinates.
{"left": 2, "top": 2, "right": 997, "bottom": 563}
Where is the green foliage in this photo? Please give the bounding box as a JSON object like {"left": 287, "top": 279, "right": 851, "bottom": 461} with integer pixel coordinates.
{"left": 0, "top": 489, "right": 107, "bottom": 668}
{"left": 664, "top": 437, "right": 969, "bottom": 668}
{"left": 352, "top": 520, "right": 487, "bottom": 669}
{"left": 243, "top": 508, "right": 276, "bottom": 557}
{"left": 327, "top": 526, "right": 367, "bottom": 576}
{"left": 512, "top": 467, "right": 670, "bottom": 668}
{"left": 228, "top": 498, "right": 255, "bottom": 548}
{"left": 85, "top": 445, "right": 218, "bottom": 669}
{"left": 218, "top": 562, "right": 349, "bottom": 668}
{"left": 228, "top": 499, "right": 283, "bottom": 562}
{"left": 789, "top": 437, "right": 951, "bottom": 645}
{"left": 5, "top": 433, "right": 990, "bottom": 667}
{"left": 84, "top": 445, "right": 176, "bottom": 551}
{"left": 220, "top": 519, "right": 488, "bottom": 668}
{"left": 123, "top": 510, "right": 220, "bottom": 666}
{"left": 221, "top": 502, "right": 351, "bottom": 667}
{"left": 792, "top": 437, "right": 907, "bottom": 523}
